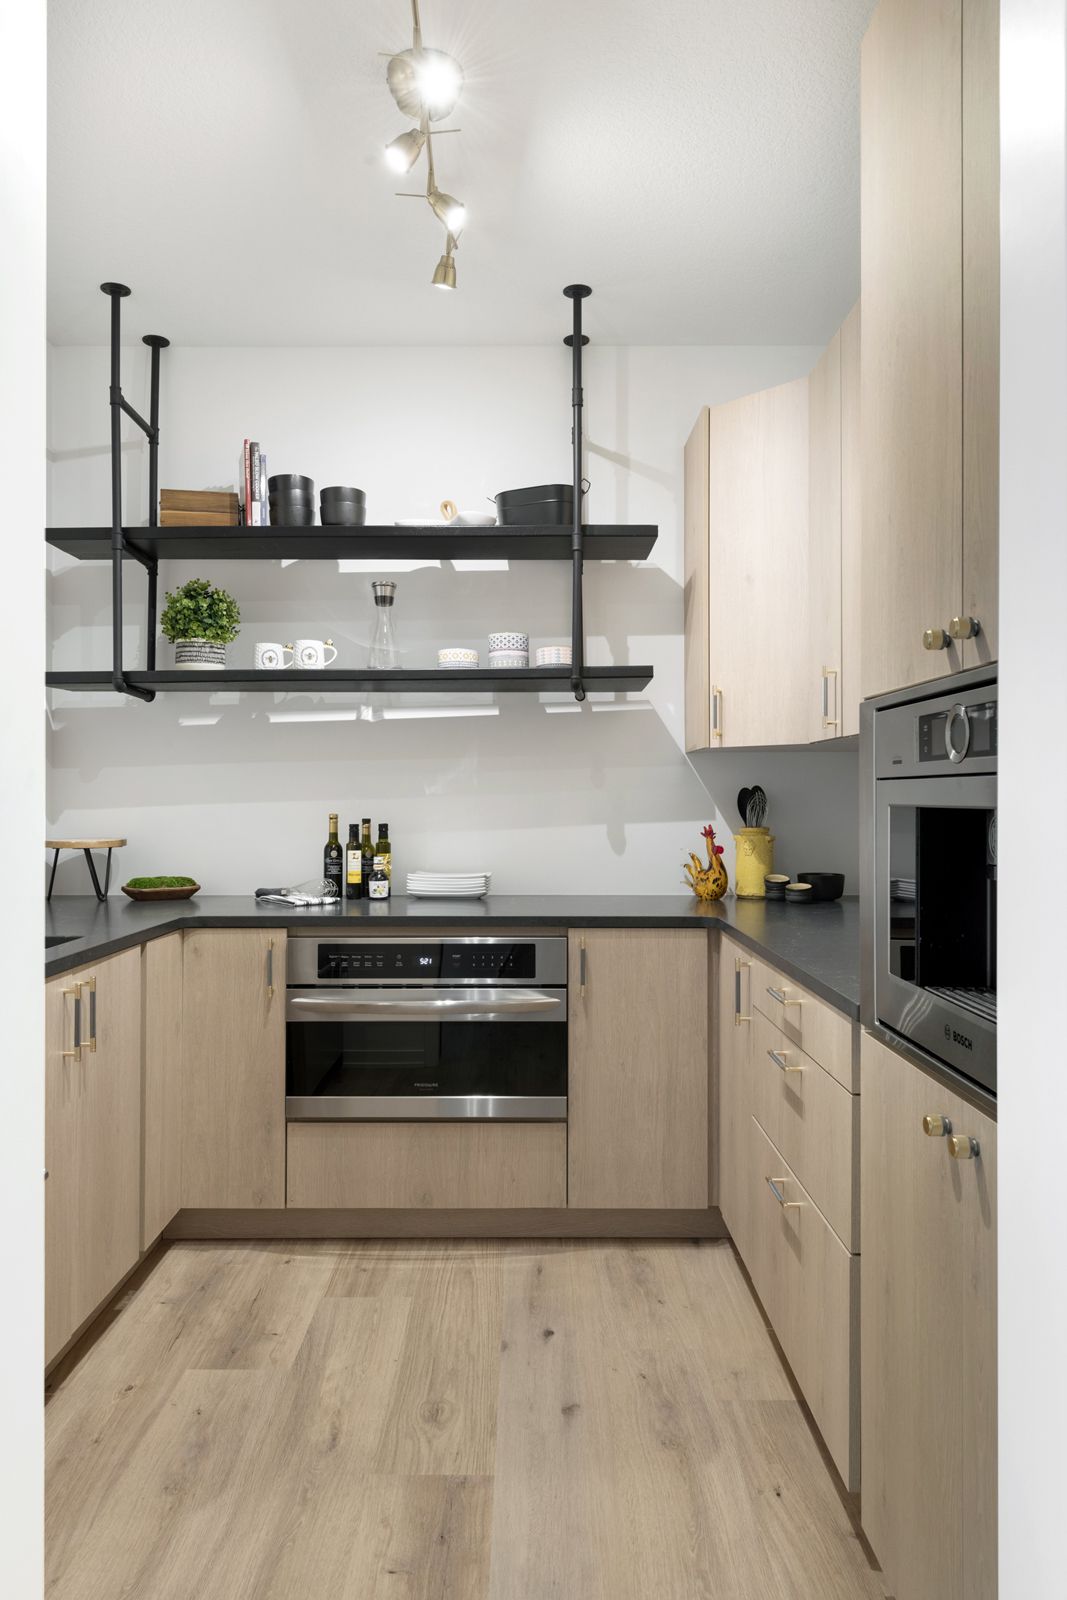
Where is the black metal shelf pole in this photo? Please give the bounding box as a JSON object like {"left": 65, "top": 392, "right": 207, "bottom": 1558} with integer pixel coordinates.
{"left": 99, "top": 282, "right": 167, "bottom": 701}
{"left": 563, "top": 284, "right": 591, "bottom": 702}
{"left": 142, "top": 332, "right": 169, "bottom": 669}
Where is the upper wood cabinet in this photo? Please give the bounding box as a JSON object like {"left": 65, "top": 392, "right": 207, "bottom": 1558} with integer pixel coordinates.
{"left": 181, "top": 929, "right": 286, "bottom": 1208}
{"left": 45, "top": 948, "right": 142, "bottom": 1365}
{"left": 861, "top": 1030, "right": 996, "bottom": 1600}
{"left": 683, "top": 408, "right": 711, "bottom": 752}
{"left": 839, "top": 302, "right": 862, "bottom": 736}
{"left": 568, "top": 930, "right": 708, "bottom": 1208}
{"left": 860, "top": 0, "right": 998, "bottom": 699}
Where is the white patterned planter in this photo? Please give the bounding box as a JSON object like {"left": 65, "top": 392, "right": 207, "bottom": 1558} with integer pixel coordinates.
{"left": 174, "top": 638, "right": 227, "bottom": 669}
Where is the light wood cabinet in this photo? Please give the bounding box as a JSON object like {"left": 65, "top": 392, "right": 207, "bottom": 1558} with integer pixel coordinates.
{"left": 142, "top": 932, "right": 182, "bottom": 1246}
{"left": 45, "top": 949, "right": 142, "bottom": 1365}
{"left": 287, "top": 1122, "right": 566, "bottom": 1209}
{"left": 181, "top": 929, "right": 286, "bottom": 1209}
{"left": 568, "top": 930, "right": 708, "bottom": 1209}
{"left": 808, "top": 330, "right": 843, "bottom": 742}
{"left": 860, "top": 1030, "right": 996, "bottom": 1600}
{"left": 683, "top": 407, "right": 711, "bottom": 750}
{"left": 840, "top": 300, "right": 862, "bottom": 736}
{"left": 860, "top": 0, "right": 998, "bottom": 699}
{"left": 716, "top": 935, "right": 753, "bottom": 1255}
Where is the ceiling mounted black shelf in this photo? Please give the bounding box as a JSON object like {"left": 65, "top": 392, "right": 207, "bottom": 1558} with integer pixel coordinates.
{"left": 45, "top": 666, "right": 654, "bottom": 696}
{"left": 46, "top": 282, "right": 656, "bottom": 704}
{"left": 45, "top": 524, "right": 657, "bottom": 563}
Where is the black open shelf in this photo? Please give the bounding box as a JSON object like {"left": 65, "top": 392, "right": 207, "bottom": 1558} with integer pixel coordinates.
{"left": 46, "top": 524, "right": 658, "bottom": 563}
{"left": 45, "top": 666, "right": 654, "bottom": 695}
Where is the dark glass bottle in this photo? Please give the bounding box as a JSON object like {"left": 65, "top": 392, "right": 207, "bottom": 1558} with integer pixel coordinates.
{"left": 345, "top": 823, "right": 362, "bottom": 900}
{"left": 323, "top": 813, "right": 343, "bottom": 897}
{"left": 374, "top": 822, "right": 392, "bottom": 888}
{"left": 360, "top": 818, "right": 374, "bottom": 898}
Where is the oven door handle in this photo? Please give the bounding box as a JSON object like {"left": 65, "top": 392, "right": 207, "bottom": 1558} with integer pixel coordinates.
{"left": 286, "top": 988, "right": 566, "bottom": 1021}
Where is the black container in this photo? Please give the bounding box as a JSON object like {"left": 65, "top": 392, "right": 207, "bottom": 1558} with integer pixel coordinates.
{"left": 320, "top": 485, "right": 366, "bottom": 504}
{"left": 268, "top": 473, "right": 314, "bottom": 495}
{"left": 320, "top": 502, "right": 367, "bottom": 527}
{"left": 495, "top": 483, "right": 576, "bottom": 527}
{"left": 796, "top": 871, "right": 845, "bottom": 903}
{"left": 764, "top": 874, "right": 789, "bottom": 901}
{"left": 270, "top": 498, "right": 315, "bottom": 527}
{"left": 785, "top": 882, "right": 814, "bottom": 904}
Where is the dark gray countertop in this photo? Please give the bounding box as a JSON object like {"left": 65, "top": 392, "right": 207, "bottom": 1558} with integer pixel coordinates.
{"left": 45, "top": 893, "right": 861, "bottom": 1016}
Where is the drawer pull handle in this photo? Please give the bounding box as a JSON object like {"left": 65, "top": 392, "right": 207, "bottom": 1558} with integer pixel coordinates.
{"left": 734, "top": 956, "right": 751, "bottom": 1025}
{"left": 85, "top": 976, "right": 97, "bottom": 1053}
{"left": 266, "top": 939, "right": 275, "bottom": 999}
{"left": 579, "top": 937, "right": 587, "bottom": 999}
{"left": 923, "top": 1114, "right": 952, "bottom": 1138}
{"left": 948, "top": 1134, "right": 980, "bottom": 1161}
{"left": 766, "top": 1176, "right": 802, "bottom": 1210}
{"left": 766, "top": 985, "right": 800, "bottom": 1008}
{"left": 62, "top": 982, "right": 83, "bottom": 1059}
{"left": 767, "top": 1047, "right": 800, "bottom": 1074}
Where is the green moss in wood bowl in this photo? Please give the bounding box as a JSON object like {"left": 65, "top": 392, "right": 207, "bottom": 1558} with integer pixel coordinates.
{"left": 122, "top": 876, "right": 200, "bottom": 901}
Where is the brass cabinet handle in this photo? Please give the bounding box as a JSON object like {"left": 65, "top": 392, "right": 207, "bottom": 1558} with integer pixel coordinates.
{"left": 85, "top": 976, "right": 97, "bottom": 1053}
{"left": 711, "top": 686, "right": 724, "bottom": 742}
{"left": 768, "top": 1047, "right": 801, "bottom": 1074}
{"left": 734, "top": 956, "right": 751, "bottom": 1026}
{"left": 266, "top": 939, "right": 275, "bottom": 999}
{"left": 923, "top": 1114, "right": 952, "bottom": 1138}
{"left": 579, "top": 937, "right": 587, "bottom": 999}
{"left": 821, "top": 667, "right": 839, "bottom": 729}
{"left": 948, "top": 1134, "right": 981, "bottom": 1161}
{"left": 766, "top": 985, "right": 799, "bottom": 1009}
{"left": 766, "top": 1176, "right": 802, "bottom": 1210}
{"left": 62, "top": 982, "right": 83, "bottom": 1059}
{"left": 949, "top": 615, "right": 981, "bottom": 641}
{"left": 923, "top": 626, "right": 951, "bottom": 651}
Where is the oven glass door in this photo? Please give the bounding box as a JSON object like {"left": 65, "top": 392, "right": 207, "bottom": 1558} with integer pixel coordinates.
{"left": 876, "top": 774, "right": 997, "bottom": 1091}
{"left": 285, "top": 987, "right": 567, "bottom": 1119}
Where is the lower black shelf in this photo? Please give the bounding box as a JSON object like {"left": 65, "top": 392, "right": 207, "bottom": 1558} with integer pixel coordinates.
{"left": 45, "top": 666, "right": 654, "bottom": 695}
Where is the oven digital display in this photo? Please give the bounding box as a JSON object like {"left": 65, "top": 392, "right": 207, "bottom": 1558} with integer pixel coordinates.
{"left": 918, "top": 701, "right": 997, "bottom": 762}
{"left": 316, "top": 942, "right": 537, "bottom": 979}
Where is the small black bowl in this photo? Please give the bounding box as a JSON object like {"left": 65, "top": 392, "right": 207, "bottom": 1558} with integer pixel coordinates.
{"left": 785, "top": 882, "right": 814, "bottom": 904}
{"left": 320, "top": 485, "right": 366, "bottom": 504}
{"left": 270, "top": 501, "right": 315, "bottom": 526}
{"left": 268, "top": 473, "right": 314, "bottom": 494}
{"left": 797, "top": 871, "right": 845, "bottom": 902}
{"left": 764, "top": 874, "right": 789, "bottom": 901}
{"left": 320, "top": 503, "right": 367, "bottom": 527}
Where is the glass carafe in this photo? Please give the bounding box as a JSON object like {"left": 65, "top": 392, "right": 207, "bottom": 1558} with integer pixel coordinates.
{"left": 368, "top": 580, "right": 400, "bottom": 669}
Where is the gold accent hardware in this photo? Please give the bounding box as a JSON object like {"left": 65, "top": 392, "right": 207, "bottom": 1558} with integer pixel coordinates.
{"left": 84, "top": 975, "right": 97, "bottom": 1052}
{"left": 949, "top": 615, "right": 981, "bottom": 641}
{"left": 267, "top": 939, "right": 275, "bottom": 1000}
{"left": 766, "top": 985, "right": 800, "bottom": 1009}
{"left": 579, "top": 936, "right": 587, "bottom": 999}
{"left": 821, "top": 667, "right": 839, "bottom": 729}
{"left": 923, "top": 627, "right": 950, "bottom": 651}
{"left": 768, "top": 1048, "right": 801, "bottom": 1073}
{"left": 734, "top": 956, "right": 751, "bottom": 1026}
{"left": 923, "top": 1114, "right": 952, "bottom": 1138}
{"left": 766, "top": 1176, "right": 802, "bottom": 1210}
{"left": 711, "top": 685, "right": 724, "bottom": 742}
{"left": 948, "top": 1134, "right": 980, "bottom": 1160}
{"left": 62, "top": 982, "right": 83, "bottom": 1058}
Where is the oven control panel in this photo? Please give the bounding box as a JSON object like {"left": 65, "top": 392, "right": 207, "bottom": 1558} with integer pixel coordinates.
{"left": 315, "top": 941, "right": 538, "bottom": 981}
{"left": 918, "top": 699, "right": 997, "bottom": 763}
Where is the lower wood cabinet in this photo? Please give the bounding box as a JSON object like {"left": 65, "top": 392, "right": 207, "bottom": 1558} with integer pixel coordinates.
{"left": 567, "top": 929, "right": 708, "bottom": 1209}
{"left": 142, "top": 932, "right": 183, "bottom": 1246}
{"left": 45, "top": 948, "right": 142, "bottom": 1365}
{"left": 716, "top": 934, "right": 754, "bottom": 1255}
{"left": 861, "top": 1030, "right": 996, "bottom": 1600}
{"left": 287, "top": 1122, "right": 566, "bottom": 1209}
{"left": 181, "top": 929, "right": 286, "bottom": 1208}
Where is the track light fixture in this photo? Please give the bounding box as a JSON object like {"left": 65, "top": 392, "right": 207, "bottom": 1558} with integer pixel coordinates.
{"left": 382, "top": 0, "right": 467, "bottom": 289}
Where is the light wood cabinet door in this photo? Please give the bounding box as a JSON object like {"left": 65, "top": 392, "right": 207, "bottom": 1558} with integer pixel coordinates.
{"left": 840, "top": 300, "right": 862, "bottom": 737}
{"left": 45, "top": 949, "right": 142, "bottom": 1365}
{"left": 142, "top": 933, "right": 183, "bottom": 1245}
{"left": 707, "top": 376, "right": 810, "bottom": 747}
{"left": 568, "top": 930, "right": 708, "bottom": 1209}
{"left": 808, "top": 331, "right": 843, "bottom": 742}
{"left": 861, "top": 0, "right": 964, "bottom": 698}
{"left": 181, "top": 930, "right": 285, "bottom": 1208}
{"left": 861, "top": 1031, "right": 996, "bottom": 1600}
{"left": 716, "top": 935, "right": 753, "bottom": 1255}
{"left": 683, "top": 407, "right": 711, "bottom": 752}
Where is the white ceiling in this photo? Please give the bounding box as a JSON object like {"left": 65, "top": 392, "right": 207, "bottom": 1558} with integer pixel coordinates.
{"left": 47, "top": 0, "right": 877, "bottom": 347}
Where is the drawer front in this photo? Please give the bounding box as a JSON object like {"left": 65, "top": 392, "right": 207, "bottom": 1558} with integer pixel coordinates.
{"left": 287, "top": 1122, "right": 567, "bottom": 1209}
{"left": 750, "top": 1008, "right": 858, "bottom": 1250}
{"left": 747, "top": 1116, "right": 858, "bottom": 1489}
{"left": 750, "top": 954, "right": 856, "bottom": 1091}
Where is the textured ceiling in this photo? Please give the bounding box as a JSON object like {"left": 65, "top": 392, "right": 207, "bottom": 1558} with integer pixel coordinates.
{"left": 47, "top": 0, "right": 877, "bottom": 346}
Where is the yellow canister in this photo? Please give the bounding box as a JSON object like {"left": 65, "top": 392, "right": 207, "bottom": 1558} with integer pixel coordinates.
{"left": 733, "top": 827, "right": 775, "bottom": 898}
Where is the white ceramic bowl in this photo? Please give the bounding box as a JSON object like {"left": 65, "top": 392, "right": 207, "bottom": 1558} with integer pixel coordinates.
{"left": 488, "top": 631, "right": 529, "bottom": 653}
{"left": 438, "top": 648, "right": 480, "bottom": 668}
{"left": 451, "top": 513, "right": 497, "bottom": 527}
{"left": 535, "top": 645, "right": 573, "bottom": 666}
{"left": 487, "top": 651, "right": 529, "bottom": 670}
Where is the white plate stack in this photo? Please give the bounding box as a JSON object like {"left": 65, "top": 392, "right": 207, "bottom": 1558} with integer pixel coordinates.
{"left": 406, "top": 870, "right": 492, "bottom": 899}
{"left": 890, "top": 877, "right": 916, "bottom": 902}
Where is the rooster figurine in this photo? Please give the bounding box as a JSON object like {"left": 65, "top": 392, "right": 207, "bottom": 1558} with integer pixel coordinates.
{"left": 684, "top": 824, "right": 729, "bottom": 902}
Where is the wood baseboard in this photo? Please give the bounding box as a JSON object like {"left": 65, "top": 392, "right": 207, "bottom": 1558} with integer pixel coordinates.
{"left": 164, "top": 1207, "right": 728, "bottom": 1241}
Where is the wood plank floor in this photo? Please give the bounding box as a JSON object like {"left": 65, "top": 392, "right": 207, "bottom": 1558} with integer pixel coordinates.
{"left": 46, "top": 1239, "right": 885, "bottom": 1599}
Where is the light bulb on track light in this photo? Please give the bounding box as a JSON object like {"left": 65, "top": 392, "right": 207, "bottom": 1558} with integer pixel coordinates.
{"left": 384, "top": 128, "right": 426, "bottom": 173}
{"left": 387, "top": 47, "right": 463, "bottom": 120}
{"left": 428, "top": 188, "right": 466, "bottom": 234}
{"left": 432, "top": 249, "right": 457, "bottom": 290}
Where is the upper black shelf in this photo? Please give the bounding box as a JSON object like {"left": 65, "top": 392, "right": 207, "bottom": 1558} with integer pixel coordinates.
{"left": 45, "top": 524, "right": 658, "bottom": 563}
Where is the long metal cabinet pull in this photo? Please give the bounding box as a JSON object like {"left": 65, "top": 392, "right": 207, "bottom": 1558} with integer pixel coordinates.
{"left": 62, "top": 982, "right": 83, "bottom": 1059}
{"left": 266, "top": 939, "right": 275, "bottom": 999}
{"left": 766, "top": 1176, "right": 802, "bottom": 1210}
{"left": 734, "top": 956, "right": 751, "bottom": 1025}
{"left": 767, "top": 1047, "right": 800, "bottom": 1073}
{"left": 86, "top": 976, "right": 97, "bottom": 1052}
{"left": 579, "top": 937, "right": 587, "bottom": 998}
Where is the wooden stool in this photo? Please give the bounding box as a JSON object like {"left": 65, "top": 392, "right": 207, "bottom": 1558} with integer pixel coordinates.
{"left": 46, "top": 839, "right": 127, "bottom": 902}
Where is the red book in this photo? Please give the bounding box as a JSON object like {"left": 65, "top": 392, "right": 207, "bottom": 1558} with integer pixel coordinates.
{"left": 242, "top": 438, "right": 251, "bottom": 525}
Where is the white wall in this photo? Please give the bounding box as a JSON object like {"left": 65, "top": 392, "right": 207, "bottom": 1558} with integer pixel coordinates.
{"left": 46, "top": 339, "right": 860, "bottom": 895}
{"left": 0, "top": 0, "right": 45, "bottom": 1589}
{"left": 998, "top": 3, "right": 1067, "bottom": 1592}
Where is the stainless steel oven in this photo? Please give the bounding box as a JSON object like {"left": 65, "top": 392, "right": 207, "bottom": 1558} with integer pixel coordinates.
{"left": 285, "top": 936, "right": 567, "bottom": 1119}
{"left": 864, "top": 670, "right": 997, "bottom": 1094}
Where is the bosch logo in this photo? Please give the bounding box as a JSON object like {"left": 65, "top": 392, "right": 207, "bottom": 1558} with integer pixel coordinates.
{"left": 951, "top": 1029, "right": 973, "bottom": 1051}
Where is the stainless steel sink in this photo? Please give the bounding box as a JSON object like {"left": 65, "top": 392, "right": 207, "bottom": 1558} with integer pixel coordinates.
{"left": 46, "top": 934, "right": 78, "bottom": 949}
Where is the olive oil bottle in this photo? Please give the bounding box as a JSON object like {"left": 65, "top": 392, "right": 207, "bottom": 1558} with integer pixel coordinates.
{"left": 371, "top": 822, "right": 391, "bottom": 899}
{"left": 360, "top": 819, "right": 374, "bottom": 898}
{"left": 345, "top": 823, "right": 362, "bottom": 899}
{"left": 323, "top": 813, "right": 343, "bottom": 897}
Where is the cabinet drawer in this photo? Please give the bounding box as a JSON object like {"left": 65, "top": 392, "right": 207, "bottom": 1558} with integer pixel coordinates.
{"left": 749, "top": 1008, "right": 858, "bottom": 1250}
{"left": 287, "top": 1122, "right": 567, "bottom": 1209}
{"left": 750, "top": 955, "right": 856, "bottom": 1091}
{"left": 746, "top": 1116, "right": 858, "bottom": 1489}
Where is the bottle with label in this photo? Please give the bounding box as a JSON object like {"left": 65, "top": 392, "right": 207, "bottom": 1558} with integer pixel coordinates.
{"left": 323, "top": 813, "right": 343, "bottom": 897}
{"left": 345, "top": 823, "right": 362, "bottom": 899}
{"left": 368, "top": 860, "right": 390, "bottom": 900}
{"left": 374, "top": 822, "right": 391, "bottom": 886}
{"left": 360, "top": 818, "right": 374, "bottom": 898}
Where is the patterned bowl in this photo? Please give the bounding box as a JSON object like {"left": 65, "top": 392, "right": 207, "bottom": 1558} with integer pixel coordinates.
{"left": 438, "top": 648, "right": 480, "bottom": 668}
{"left": 488, "top": 631, "right": 529, "bottom": 653}
{"left": 487, "top": 651, "right": 529, "bottom": 670}
{"left": 535, "top": 645, "right": 573, "bottom": 666}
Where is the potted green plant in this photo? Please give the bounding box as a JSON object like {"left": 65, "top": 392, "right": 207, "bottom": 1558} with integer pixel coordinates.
{"left": 160, "top": 577, "right": 241, "bottom": 668}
